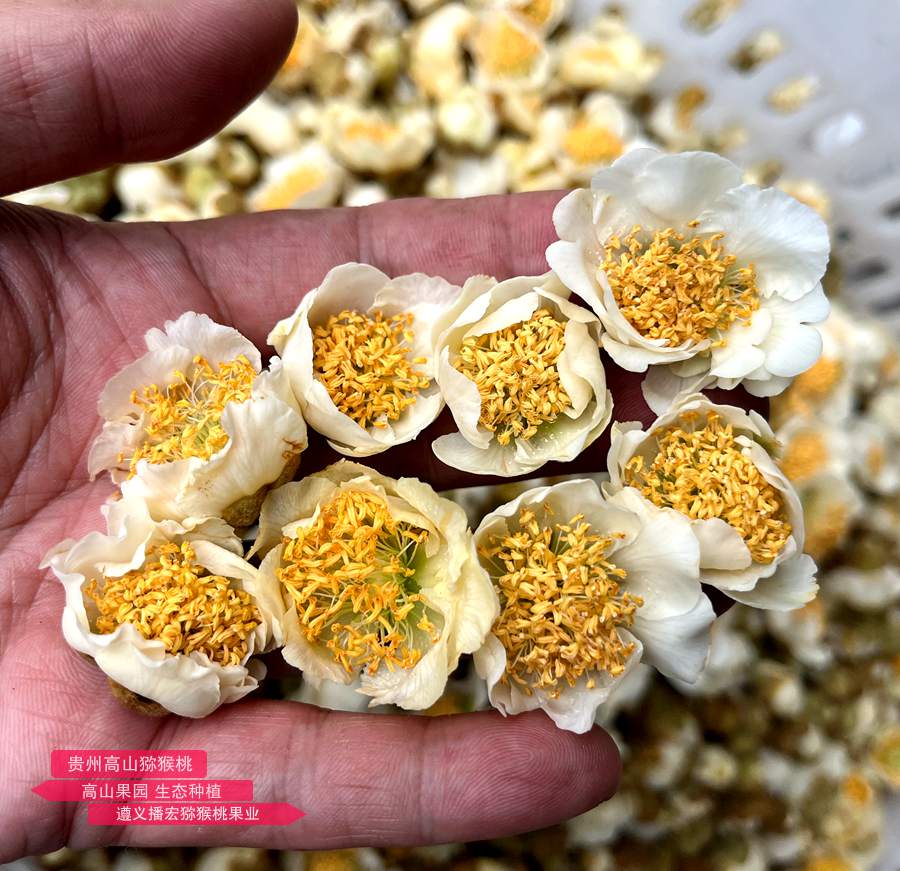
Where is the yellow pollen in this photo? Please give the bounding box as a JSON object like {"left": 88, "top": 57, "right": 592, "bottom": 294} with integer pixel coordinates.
{"left": 785, "top": 356, "right": 844, "bottom": 415}
{"left": 517, "top": 0, "right": 552, "bottom": 27}
{"left": 477, "top": 17, "right": 541, "bottom": 77}
{"left": 780, "top": 431, "right": 829, "bottom": 483}
{"left": 479, "top": 506, "right": 641, "bottom": 697}
{"left": 312, "top": 309, "right": 431, "bottom": 430}
{"left": 866, "top": 443, "right": 885, "bottom": 475}
{"left": 343, "top": 119, "right": 398, "bottom": 143}
{"left": 841, "top": 772, "right": 874, "bottom": 806}
{"left": 85, "top": 542, "right": 259, "bottom": 667}
{"left": 675, "top": 86, "right": 707, "bottom": 130}
{"left": 805, "top": 501, "right": 850, "bottom": 563}
{"left": 256, "top": 166, "right": 327, "bottom": 211}
{"left": 453, "top": 308, "right": 571, "bottom": 445}
{"left": 579, "top": 45, "right": 617, "bottom": 66}
{"left": 277, "top": 490, "right": 440, "bottom": 675}
{"left": 562, "top": 122, "right": 624, "bottom": 165}
{"left": 805, "top": 859, "right": 854, "bottom": 871}
{"left": 625, "top": 411, "right": 792, "bottom": 564}
{"left": 126, "top": 355, "right": 256, "bottom": 473}
{"left": 601, "top": 225, "right": 759, "bottom": 347}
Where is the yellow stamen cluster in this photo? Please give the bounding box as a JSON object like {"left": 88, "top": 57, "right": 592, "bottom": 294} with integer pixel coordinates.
{"left": 85, "top": 542, "right": 259, "bottom": 667}
{"left": 477, "top": 17, "right": 541, "bottom": 77}
{"left": 128, "top": 355, "right": 256, "bottom": 472}
{"left": 624, "top": 411, "right": 791, "bottom": 564}
{"left": 780, "top": 431, "right": 829, "bottom": 483}
{"left": 453, "top": 308, "right": 572, "bottom": 445}
{"left": 602, "top": 225, "right": 759, "bottom": 347}
{"left": 804, "top": 859, "right": 854, "bottom": 871}
{"left": 783, "top": 356, "right": 844, "bottom": 416}
{"left": 805, "top": 501, "right": 850, "bottom": 563}
{"left": 312, "top": 308, "right": 431, "bottom": 430}
{"left": 344, "top": 119, "right": 398, "bottom": 143}
{"left": 479, "top": 506, "right": 641, "bottom": 698}
{"left": 563, "top": 123, "right": 624, "bottom": 165}
{"left": 517, "top": 0, "right": 553, "bottom": 27}
{"left": 278, "top": 490, "right": 440, "bottom": 675}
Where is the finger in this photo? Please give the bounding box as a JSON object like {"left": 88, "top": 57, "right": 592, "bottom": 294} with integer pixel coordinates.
{"left": 0, "top": 0, "right": 297, "bottom": 195}
{"left": 70, "top": 703, "right": 620, "bottom": 849}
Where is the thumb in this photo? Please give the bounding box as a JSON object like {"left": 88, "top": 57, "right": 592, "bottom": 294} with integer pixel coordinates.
{"left": 0, "top": 0, "right": 297, "bottom": 195}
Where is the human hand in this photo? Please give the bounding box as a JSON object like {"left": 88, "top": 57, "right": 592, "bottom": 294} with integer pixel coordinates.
{"left": 0, "top": 0, "right": 754, "bottom": 859}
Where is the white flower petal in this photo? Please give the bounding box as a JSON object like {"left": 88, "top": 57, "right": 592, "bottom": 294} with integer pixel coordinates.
{"left": 630, "top": 150, "right": 743, "bottom": 224}
{"left": 698, "top": 184, "right": 829, "bottom": 301}
{"left": 761, "top": 322, "right": 824, "bottom": 378}
{"left": 144, "top": 312, "right": 262, "bottom": 370}
{"left": 632, "top": 592, "right": 714, "bottom": 684}
{"left": 726, "top": 554, "right": 818, "bottom": 611}
{"left": 693, "top": 518, "right": 752, "bottom": 570}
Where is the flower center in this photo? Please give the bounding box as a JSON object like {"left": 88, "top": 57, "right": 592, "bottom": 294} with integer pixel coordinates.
{"left": 563, "top": 122, "right": 624, "bottom": 164}
{"left": 344, "top": 119, "right": 398, "bottom": 144}
{"left": 805, "top": 499, "right": 849, "bottom": 563}
{"left": 792, "top": 356, "right": 843, "bottom": 403}
{"left": 517, "top": 0, "right": 553, "bottom": 27}
{"left": 312, "top": 309, "right": 431, "bottom": 430}
{"left": 477, "top": 17, "right": 542, "bottom": 77}
{"left": 479, "top": 506, "right": 641, "bottom": 697}
{"left": 805, "top": 859, "right": 855, "bottom": 871}
{"left": 624, "top": 411, "right": 792, "bottom": 564}
{"left": 257, "top": 166, "right": 327, "bottom": 211}
{"left": 453, "top": 308, "right": 572, "bottom": 445}
{"left": 85, "top": 542, "right": 259, "bottom": 666}
{"left": 780, "top": 431, "right": 829, "bottom": 483}
{"left": 128, "top": 355, "right": 256, "bottom": 472}
{"left": 871, "top": 728, "right": 900, "bottom": 786}
{"left": 601, "top": 225, "right": 759, "bottom": 346}
{"left": 278, "top": 490, "right": 440, "bottom": 675}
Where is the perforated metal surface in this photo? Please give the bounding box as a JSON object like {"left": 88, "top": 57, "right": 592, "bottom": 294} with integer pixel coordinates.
{"left": 575, "top": 0, "right": 900, "bottom": 331}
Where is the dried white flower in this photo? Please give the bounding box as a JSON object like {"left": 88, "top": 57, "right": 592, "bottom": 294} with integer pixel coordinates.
{"left": 41, "top": 491, "right": 270, "bottom": 717}
{"left": 247, "top": 142, "right": 344, "bottom": 211}
{"left": 469, "top": 8, "right": 550, "bottom": 94}
{"left": 269, "top": 262, "right": 458, "bottom": 456}
{"left": 251, "top": 461, "right": 497, "bottom": 710}
{"left": 432, "top": 271, "right": 612, "bottom": 476}
{"left": 472, "top": 479, "right": 713, "bottom": 732}
{"left": 607, "top": 393, "right": 818, "bottom": 610}
{"left": 555, "top": 14, "right": 661, "bottom": 96}
{"left": 322, "top": 102, "right": 435, "bottom": 175}
{"left": 88, "top": 312, "right": 306, "bottom": 526}
{"left": 547, "top": 149, "right": 831, "bottom": 412}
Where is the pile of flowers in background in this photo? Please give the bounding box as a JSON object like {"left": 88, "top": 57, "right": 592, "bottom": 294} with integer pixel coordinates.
{"left": 11, "top": 1, "right": 899, "bottom": 869}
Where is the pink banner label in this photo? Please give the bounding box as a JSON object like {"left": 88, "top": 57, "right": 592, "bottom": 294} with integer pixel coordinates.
{"left": 51, "top": 751, "right": 206, "bottom": 778}
{"left": 88, "top": 802, "right": 304, "bottom": 826}
{"left": 33, "top": 779, "right": 251, "bottom": 802}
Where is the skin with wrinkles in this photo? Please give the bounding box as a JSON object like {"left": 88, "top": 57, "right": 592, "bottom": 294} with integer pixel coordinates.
{"left": 0, "top": 0, "right": 758, "bottom": 859}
